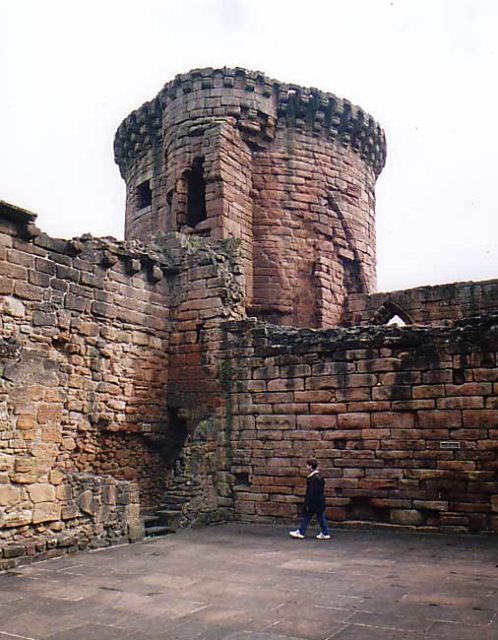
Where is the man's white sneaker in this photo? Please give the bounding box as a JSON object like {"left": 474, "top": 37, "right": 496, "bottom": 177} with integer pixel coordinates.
{"left": 316, "top": 532, "right": 331, "bottom": 540}
{"left": 289, "top": 530, "right": 304, "bottom": 539}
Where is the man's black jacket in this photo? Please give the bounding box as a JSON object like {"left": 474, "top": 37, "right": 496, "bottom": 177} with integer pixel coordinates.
{"left": 304, "top": 470, "right": 326, "bottom": 513}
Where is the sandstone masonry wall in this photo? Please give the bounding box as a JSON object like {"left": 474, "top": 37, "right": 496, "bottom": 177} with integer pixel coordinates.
{"left": 251, "top": 128, "right": 376, "bottom": 326}
{"left": 223, "top": 318, "right": 498, "bottom": 533}
{"left": 0, "top": 202, "right": 245, "bottom": 566}
{"left": 344, "top": 280, "right": 498, "bottom": 326}
{"left": 0, "top": 204, "right": 171, "bottom": 563}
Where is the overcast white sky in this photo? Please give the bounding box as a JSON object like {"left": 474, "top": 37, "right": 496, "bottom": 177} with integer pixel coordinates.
{"left": 1, "top": 0, "right": 497, "bottom": 291}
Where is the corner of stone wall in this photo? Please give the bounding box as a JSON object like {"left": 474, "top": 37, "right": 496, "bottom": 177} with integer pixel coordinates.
{"left": 159, "top": 233, "right": 247, "bottom": 527}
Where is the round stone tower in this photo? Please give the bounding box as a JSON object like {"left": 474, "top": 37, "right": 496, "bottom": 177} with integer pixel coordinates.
{"left": 114, "top": 67, "right": 386, "bottom": 328}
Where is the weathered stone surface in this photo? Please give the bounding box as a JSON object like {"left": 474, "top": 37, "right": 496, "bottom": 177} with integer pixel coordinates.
{"left": 4, "top": 510, "right": 32, "bottom": 527}
{"left": 3, "top": 544, "right": 25, "bottom": 558}
{"left": 32, "top": 502, "right": 61, "bottom": 524}
{"left": 27, "top": 483, "right": 56, "bottom": 503}
{"left": 0, "top": 485, "right": 22, "bottom": 507}
{"left": 391, "top": 509, "right": 424, "bottom": 526}
{"left": 127, "top": 522, "right": 145, "bottom": 542}
{"left": 77, "top": 490, "right": 98, "bottom": 516}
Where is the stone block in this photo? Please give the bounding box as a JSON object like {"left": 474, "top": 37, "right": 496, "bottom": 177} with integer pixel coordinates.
{"left": 56, "top": 484, "right": 72, "bottom": 500}
{"left": 0, "top": 455, "right": 14, "bottom": 472}
{"left": 373, "top": 385, "right": 411, "bottom": 401}
{"left": 3, "top": 544, "right": 25, "bottom": 559}
{"left": 16, "top": 414, "right": 37, "bottom": 430}
{"left": 91, "top": 300, "right": 116, "bottom": 319}
{"left": 13, "top": 281, "right": 43, "bottom": 301}
{"left": 418, "top": 410, "right": 462, "bottom": 428}
{"left": 462, "top": 409, "right": 498, "bottom": 428}
{"left": 0, "top": 484, "right": 22, "bottom": 507}
{"left": 12, "top": 457, "right": 38, "bottom": 483}
{"left": 37, "top": 404, "right": 63, "bottom": 424}
{"left": 2, "top": 295, "right": 26, "bottom": 317}
{"left": 390, "top": 509, "right": 424, "bottom": 526}
{"left": 296, "top": 414, "right": 337, "bottom": 429}
{"left": 412, "top": 500, "right": 448, "bottom": 511}
{"left": 32, "top": 502, "right": 61, "bottom": 524}
{"left": 27, "top": 483, "right": 55, "bottom": 503}
{"left": 256, "top": 415, "right": 296, "bottom": 430}
{"left": 413, "top": 385, "right": 445, "bottom": 399}
{"left": 50, "top": 469, "right": 66, "bottom": 486}
{"left": 338, "top": 413, "right": 370, "bottom": 429}
{"left": 336, "top": 388, "right": 371, "bottom": 402}
{"left": 294, "top": 390, "right": 332, "bottom": 402}
{"left": 42, "top": 425, "right": 63, "bottom": 443}
{"left": 56, "top": 533, "right": 79, "bottom": 548}
{"left": 77, "top": 490, "right": 98, "bottom": 515}
{"left": 0, "top": 275, "right": 13, "bottom": 294}
{"left": 268, "top": 378, "right": 304, "bottom": 392}
{"left": 124, "top": 503, "right": 140, "bottom": 521}
{"left": 357, "top": 358, "right": 400, "bottom": 373}
{"left": 446, "top": 382, "right": 493, "bottom": 397}
{"left": 310, "top": 403, "right": 347, "bottom": 414}
{"left": 102, "top": 483, "right": 117, "bottom": 505}
{"left": 4, "top": 509, "right": 32, "bottom": 527}
{"left": 128, "top": 522, "right": 145, "bottom": 542}
{"left": 61, "top": 502, "right": 80, "bottom": 520}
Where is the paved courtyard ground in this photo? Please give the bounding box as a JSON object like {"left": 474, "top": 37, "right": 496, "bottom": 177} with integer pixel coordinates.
{"left": 0, "top": 524, "right": 496, "bottom": 640}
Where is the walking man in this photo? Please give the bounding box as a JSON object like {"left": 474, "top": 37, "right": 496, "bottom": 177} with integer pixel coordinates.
{"left": 289, "top": 459, "right": 331, "bottom": 540}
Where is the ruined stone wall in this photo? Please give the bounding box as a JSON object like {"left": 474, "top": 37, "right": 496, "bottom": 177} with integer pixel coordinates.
{"left": 0, "top": 201, "right": 248, "bottom": 566}
{"left": 344, "top": 279, "right": 498, "bottom": 326}
{"left": 0, "top": 204, "right": 172, "bottom": 560}
{"left": 0, "top": 474, "right": 139, "bottom": 571}
{"left": 115, "top": 67, "right": 386, "bottom": 328}
{"left": 223, "top": 318, "right": 498, "bottom": 533}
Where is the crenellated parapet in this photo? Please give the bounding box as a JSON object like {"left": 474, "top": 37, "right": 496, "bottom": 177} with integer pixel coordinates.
{"left": 114, "top": 67, "right": 386, "bottom": 178}
{"left": 114, "top": 97, "right": 163, "bottom": 178}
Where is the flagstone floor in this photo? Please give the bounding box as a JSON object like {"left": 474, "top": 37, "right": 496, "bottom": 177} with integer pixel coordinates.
{"left": 0, "top": 524, "right": 496, "bottom": 640}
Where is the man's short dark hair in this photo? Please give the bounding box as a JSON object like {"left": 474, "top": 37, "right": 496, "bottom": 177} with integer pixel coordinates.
{"left": 307, "top": 459, "right": 318, "bottom": 470}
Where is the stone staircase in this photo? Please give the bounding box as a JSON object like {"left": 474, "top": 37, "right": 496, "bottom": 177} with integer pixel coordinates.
{"left": 142, "top": 477, "right": 201, "bottom": 538}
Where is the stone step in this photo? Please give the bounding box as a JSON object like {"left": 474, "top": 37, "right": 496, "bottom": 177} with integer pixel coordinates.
{"left": 155, "top": 509, "right": 182, "bottom": 528}
{"left": 144, "top": 525, "right": 175, "bottom": 538}
{"left": 142, "top": 514, "right": 160, "bottom": 525}
{"left": 156, "top": 508, "right": 182, "bottom": 518}
{"left": 161, "top": 495, "right": 186, "bottom": 503}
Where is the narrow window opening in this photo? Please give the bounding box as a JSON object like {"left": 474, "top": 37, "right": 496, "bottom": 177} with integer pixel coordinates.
{"left": 136, "top": 180, "right": 152, "bottom": 210}
{"left": 234, "top": 472, "right": 250, "bottom": 487}
{"left": 387, "top": 314, "right": 406, "bottom": 326}
{"left": 186, "top": 158, "right": 207, "bottom": 227}
{"left": 371, "top": 302, "right": 413, "bottom": 326}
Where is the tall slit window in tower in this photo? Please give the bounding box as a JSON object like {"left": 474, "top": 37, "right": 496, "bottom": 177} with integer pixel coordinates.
{"left": 186, "top": 157, "right": 207, "bottom": 227}
{"left": 136, "top": 179, "right": 152, "bottom": 210}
